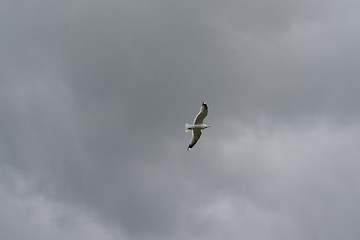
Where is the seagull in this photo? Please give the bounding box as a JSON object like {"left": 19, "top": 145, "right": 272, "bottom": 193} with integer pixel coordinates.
{"left": 185, "top": 102, "right": 210, "bottom": 150}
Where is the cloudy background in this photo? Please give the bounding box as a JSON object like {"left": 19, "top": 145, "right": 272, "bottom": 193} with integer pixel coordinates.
{"left": 2, "top": 0, "right": 360, "bottom": 239}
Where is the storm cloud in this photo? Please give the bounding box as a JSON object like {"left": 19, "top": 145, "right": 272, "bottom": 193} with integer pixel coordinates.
{"left": 1, "top": 0, "right": 360, "bottom": 239}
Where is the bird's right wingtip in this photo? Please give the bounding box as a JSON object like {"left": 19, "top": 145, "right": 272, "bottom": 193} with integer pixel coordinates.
{"left": 202, "top": 101, "right": 208, "bottom": 109}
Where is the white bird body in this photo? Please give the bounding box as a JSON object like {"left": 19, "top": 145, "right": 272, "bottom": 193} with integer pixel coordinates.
{"left": 185, "top": 123, "right": 210, "bottom": 132}
{"left": 185, "top": 102, "right": 210, "bottom": 150}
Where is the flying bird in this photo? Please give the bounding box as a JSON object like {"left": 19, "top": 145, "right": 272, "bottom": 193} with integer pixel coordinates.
{"left": 185, "top": 102, "right": 210, "bottom": 150}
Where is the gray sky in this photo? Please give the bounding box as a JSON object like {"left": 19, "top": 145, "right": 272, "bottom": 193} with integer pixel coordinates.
{"left": 2, "top": 0, "right": 360, "bottom": 239}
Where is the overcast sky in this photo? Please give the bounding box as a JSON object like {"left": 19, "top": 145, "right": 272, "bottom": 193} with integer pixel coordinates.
{"left": 2, "top": 0, "right": 360, "bottom": 239}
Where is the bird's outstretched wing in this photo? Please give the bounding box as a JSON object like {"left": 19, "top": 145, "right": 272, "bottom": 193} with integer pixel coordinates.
{"left": 193, "top": 102, "right": 208, "bottom": 125}
{"left": 187, "top": 129, "right": 202, "bottom": 150}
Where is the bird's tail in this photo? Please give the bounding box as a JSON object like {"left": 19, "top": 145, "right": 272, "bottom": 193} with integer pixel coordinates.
{"left": 185, "top": 123, "right": 192, "bottom": 132}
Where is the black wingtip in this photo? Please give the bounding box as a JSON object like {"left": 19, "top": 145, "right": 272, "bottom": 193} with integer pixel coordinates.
{"left": 202, "top": 101, "right": 208, "bottom": 109}
{"left": 187, "top": 143, "right": 195, "bottom": 150}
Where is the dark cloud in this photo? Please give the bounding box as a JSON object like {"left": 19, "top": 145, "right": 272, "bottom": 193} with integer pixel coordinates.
{"left": 2, "top": 0, "right": 360, "bottom": 239}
